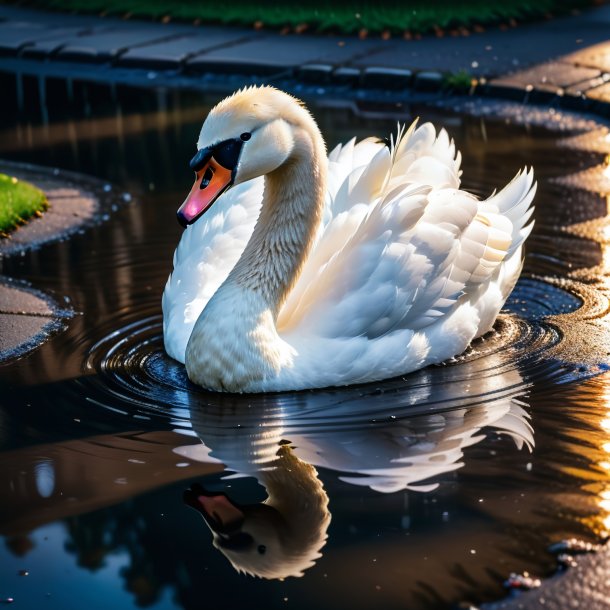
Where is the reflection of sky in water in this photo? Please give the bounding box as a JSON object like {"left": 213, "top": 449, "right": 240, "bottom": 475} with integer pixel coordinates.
{"left": 0, "top": 524, "right": 177, "bottom": 609}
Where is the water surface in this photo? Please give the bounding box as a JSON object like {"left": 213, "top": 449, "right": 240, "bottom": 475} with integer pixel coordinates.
{"left": 1, "top": 74, "right": 610, "bottom": 609}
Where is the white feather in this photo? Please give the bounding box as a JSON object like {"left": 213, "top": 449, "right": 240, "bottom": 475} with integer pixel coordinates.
{"left": 163, "top": 96, "right": 535, "bottom": 392}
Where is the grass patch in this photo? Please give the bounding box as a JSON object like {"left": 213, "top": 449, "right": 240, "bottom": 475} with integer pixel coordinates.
{"left": 17, "top": 0, "right": 596, "bottom": 34}
{"left": 0, "top": 174, "right": 48, "bottom": 235}
{"left": 443, "top": 70, "right": 476, "bottom": 91}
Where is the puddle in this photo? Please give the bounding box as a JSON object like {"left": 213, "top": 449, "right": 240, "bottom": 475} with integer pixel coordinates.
{"left": 1, "top": 74, "right": 610, "bottom": 609}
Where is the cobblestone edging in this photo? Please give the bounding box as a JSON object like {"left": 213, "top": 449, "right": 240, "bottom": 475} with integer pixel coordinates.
{"left": 0, "top": 160, "right": 131, "bottom": 256}
{"left": 0, "top": 161, "right": 130, "bottom": 361}
{"left": 0, "top": 276, "right": 72, "bottom": 363}
{"left": 1, "top": 4, "right": 610, "bottom": 120}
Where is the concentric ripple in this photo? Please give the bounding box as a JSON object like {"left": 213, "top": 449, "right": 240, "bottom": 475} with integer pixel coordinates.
{"left": 79, "top": 277, "right": 589, "bottom": 435}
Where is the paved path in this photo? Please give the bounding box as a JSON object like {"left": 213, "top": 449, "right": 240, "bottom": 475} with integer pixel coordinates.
{"left": 1, "top": 4, "right": 610, "bottom": 111}
{"left": 0, "top": 276, "right": 71, "bottom": 363}
{"left": 482, "top": 543, "right": 610, "bottom": 610}
{"left": 0, "top": 161, "right": 127, "bottom": 361}
{"left": 0, "top": 161, "right": 99, "bottom": 256}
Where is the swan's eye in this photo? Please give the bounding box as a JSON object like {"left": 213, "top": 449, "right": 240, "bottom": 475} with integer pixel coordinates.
{"left": 257, "top": 545, "right": 266, "bottom": 555}
{"left": 240, "top": 132, "right": 251, "bottom": 141}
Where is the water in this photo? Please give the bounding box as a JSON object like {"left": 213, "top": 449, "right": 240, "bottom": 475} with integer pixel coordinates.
{"left": 1, "top": 73, "right": 610, "bottom": 609}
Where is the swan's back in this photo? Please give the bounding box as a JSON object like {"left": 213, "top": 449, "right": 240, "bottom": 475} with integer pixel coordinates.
{"left": 277, "top": 123, "right": 535, "bottom": 339}
{"left": 269, "top": 122, "right": 535, "bottom": 390}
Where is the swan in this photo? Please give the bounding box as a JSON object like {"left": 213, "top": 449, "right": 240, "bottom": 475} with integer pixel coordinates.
{"left": 183, "top": 444, "right": 330, "bottom": 580}
{"left": 162, "top": 86, "right": 536, "bottom": 392}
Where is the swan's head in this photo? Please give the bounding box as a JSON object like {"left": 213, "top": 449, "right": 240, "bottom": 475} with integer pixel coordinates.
{"left": 177, "top": 85, "right": 320, "bottom": 226}
{"left": 184, "top": 480, "right": 329, "bottom": 580}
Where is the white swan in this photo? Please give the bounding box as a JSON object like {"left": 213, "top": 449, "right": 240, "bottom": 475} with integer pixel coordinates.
{"left": 162, "top": 86, "right": 535, "bottom": 392}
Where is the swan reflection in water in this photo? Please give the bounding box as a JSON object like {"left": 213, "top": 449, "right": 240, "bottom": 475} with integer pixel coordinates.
{"left": 175, "top": 351, "right": 533, "bottom": 579}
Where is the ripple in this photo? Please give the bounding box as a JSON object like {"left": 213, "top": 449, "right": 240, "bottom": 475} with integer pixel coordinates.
{"left": 79, "top": 277, "right": 592, "bottom": 434}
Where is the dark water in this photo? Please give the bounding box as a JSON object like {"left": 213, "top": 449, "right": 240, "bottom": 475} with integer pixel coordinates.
{"left": 1, "top": 73, "right": 610, "bottom": 609}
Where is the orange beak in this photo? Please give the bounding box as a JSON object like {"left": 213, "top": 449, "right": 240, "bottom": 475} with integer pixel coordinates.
{"left": 176, "top": 157, "right": 233, "bottom": 227}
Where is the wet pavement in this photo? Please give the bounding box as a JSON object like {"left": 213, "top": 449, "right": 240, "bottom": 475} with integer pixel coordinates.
{"left": 1, "top": 3, "right": 610, "bottom": 109}
{"left": 0, "top": 160, "right": 129, "bottom": 360}
{"left": 0, "top": 161, "right": 101, "bottom": 256}
{"left": 482, "top": 543, "right": 610, "bottom": 610}
{"left": 0, "top": 276, "right": 71, "bottom": 362}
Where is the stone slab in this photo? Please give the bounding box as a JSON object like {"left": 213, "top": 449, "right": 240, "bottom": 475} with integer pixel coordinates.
{"left": 0, "top": 21, "right": 74, "bottom": 54}
{"left": 0, "top": 160, "right": 113, "bottom": 256}
{"left": 187, "top": 35, "right": 383, "bottom": 74}
{"left": 0, "top": 312, "right": 49, "bottom": 356}
{"left": 586, "top": 82, "right": 610, "bottom": 103}
{"left": 118, "top": 30, "right": 258, "bottom": 69}
{"left": 565, "top": 41, "right": 610, "bottom": 73}
{"left": 350, "top": 5, "right": 610, "bottom": 78}
{"left": 1, "top": 185, "right": 97, "bottom": 250}
{"left": 492, "top": 61, "right": 601, "bottom": 92}
{"left": 565, "top": 75, "right": 609, "bottom": 96}
{"left": 57, "top": 28, "right": 183, "bottom": 63}
{"left": 20, "top": 26, "right": 113, "bottom": 59}
{"left": 0, "top": 284, "right": 52, "bottom": 315}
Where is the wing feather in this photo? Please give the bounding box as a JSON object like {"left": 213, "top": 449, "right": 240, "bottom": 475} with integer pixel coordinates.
{"left": 278, "top": 122, "right": 535, "bottom": 344}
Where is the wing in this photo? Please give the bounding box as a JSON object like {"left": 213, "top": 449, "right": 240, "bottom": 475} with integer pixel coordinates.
{"left": 277, "top": 121, "right": 535, "bottom": 342}
{"left": 163, "top": 177, "right": 264, "bottom": 362}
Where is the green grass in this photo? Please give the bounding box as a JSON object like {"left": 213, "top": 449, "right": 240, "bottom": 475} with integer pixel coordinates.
{"left": 443, "top": 69, "right": 475, "bottom": 91}
{"left": 0, "top": 174, "right": 48, "bottom": 235}
{"left": 15, "top": 0, "right": 596, "bottom": 35}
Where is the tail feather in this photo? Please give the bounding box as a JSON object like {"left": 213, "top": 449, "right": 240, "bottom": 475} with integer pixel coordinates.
{"left": 484, "top": 167, "right": 536, "bottom": 256}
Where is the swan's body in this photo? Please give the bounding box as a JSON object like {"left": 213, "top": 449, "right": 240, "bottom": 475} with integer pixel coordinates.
{"left": 163, "top": 86, "right": 535, "bottom": 392}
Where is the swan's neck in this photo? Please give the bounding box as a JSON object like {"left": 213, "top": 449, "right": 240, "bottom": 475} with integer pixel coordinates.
{"left": 263, "top": 445, "right": 329, "bottom": 521}
{"left": 186, "top": 125, "right": 327, "bottom": 391}
{"left": 227, "top": 127, "right": 327, "bottom": 314}
{"left": 260, "top": 445, "right": 330, "bottom": 563}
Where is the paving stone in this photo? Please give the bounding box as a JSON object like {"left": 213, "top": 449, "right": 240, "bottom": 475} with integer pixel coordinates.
{"left": 0, "top": 312, "right": 50, "bottom": 357}
{"left": 0, "top": 21, "right": 67, "bottom": 54}
{"left": 298, "top": 64, "right": 333, "bottom": 83}
{"left": 187, "top": 35, "right": 381, "bottom": 75}
{"left": 57, "top": 28, "right": 184, "bottom": 63}
{"left": 1, "top": 187, "right": 96, "bottom": 251}
{"left": 0, "top": 284, "right": 52, "bottom": 315}
{"left": 20, "top": 25, "right": 113, "bottom": 59}
{"left": 414, "top": 71, "right": 444, "bottom": 91}
{"left": 118, "top": 29, "right": 257, "bottom": 70}
{"left": 586, "top": 82, "right": 610, "bottom": 103}
{"left": 333, "top": 66, "right": 361, "bottom": 85}
{"left": 492, "top": 61, "right": 601, "bottom": 92}
{"left": 0, "top": 162, "right": 102, "bottom": 256}
{"left": 565, "top": 74, "right": 610, "bottom": 96}
{"left": 565, "top": 41, "right": 610, "bottom": 73}
{"left": 350, "top": 5, "right": 610, "bottom": 78}
{"left": 362, "top": 67, "right": 412, "bottom": 89}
